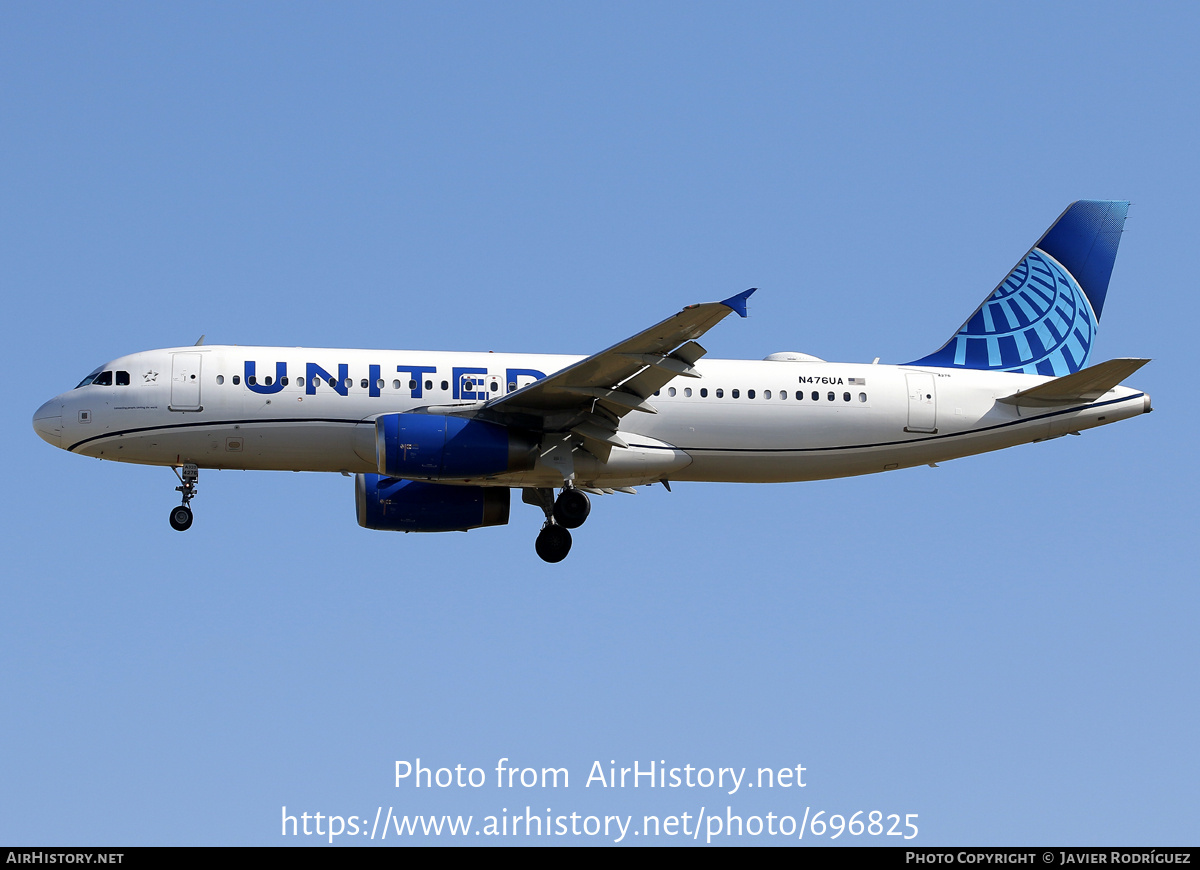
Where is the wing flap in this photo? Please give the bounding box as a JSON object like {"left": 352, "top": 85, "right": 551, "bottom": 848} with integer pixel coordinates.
{"left": 570, "top": 420, "right": 629, "bottom": 448}
{"left": 557, "top": 386, "right": 659, "bottom": 414}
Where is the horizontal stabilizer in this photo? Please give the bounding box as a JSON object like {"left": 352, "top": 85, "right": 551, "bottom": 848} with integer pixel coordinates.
{"left": 997, "top": 358, "right": 1150, "bottom": 407}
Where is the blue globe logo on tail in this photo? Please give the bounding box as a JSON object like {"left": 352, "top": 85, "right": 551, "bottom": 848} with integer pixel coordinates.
{"left": 940, "top": 248, "right": 1094, "bottom": 376}
{"left": 907, "top": 200, "right": 1128, "bottom": 376}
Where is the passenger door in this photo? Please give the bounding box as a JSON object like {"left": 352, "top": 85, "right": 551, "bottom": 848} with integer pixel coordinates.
{"left": 905, "top": 372, "right": 937, "bottom": 433}
{"left": 169, "top": 352, "right": 203, "bottom": 411}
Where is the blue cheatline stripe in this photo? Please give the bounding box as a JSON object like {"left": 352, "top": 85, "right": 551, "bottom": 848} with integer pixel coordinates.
{"left": 77, "top": 395, "right": 1142, "bottom": 457}
{"left": 67, "top": 417, "right": 367, "bottom": 452}
{"left": 70, "top": 392, "right": 1144, "bottom": 460}
{"left": 637, "top": 392, "right": 1145, "bottom": 454}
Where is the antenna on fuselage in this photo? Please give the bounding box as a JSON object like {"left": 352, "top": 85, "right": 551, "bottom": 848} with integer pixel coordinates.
{"left": 194, "top": 335, "right": 205, "bottom": 346}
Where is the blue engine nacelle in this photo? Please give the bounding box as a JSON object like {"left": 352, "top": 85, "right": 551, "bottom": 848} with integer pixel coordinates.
{"left": 375, "top": 413, "right": 538, "bottom": 480}
{"left": 356, "top": 474, "right": 510, "bottom": 532}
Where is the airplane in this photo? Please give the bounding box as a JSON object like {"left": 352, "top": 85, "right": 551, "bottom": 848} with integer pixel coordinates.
{"left": 33, "top": 200, "right": 1150, "bottom": 562}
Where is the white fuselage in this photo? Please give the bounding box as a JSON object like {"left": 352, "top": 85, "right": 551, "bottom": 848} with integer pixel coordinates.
{"left": 32, "top": 345, "right": 1151, "bottom": 488}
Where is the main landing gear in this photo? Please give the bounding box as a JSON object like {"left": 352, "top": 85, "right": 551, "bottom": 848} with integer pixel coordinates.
{"left": 552, "top": 487, "right": 591, "bottom": 529}
{"left": 535, "top": 523, "right": 572, "bottom": 563}
{"left": 169, "top": 463, "right": 198, "bottom": 531}
{"left": 527, "top": 486, "right": 592, "bottom": 563}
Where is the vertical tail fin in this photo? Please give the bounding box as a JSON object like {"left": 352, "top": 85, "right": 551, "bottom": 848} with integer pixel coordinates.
{"left": 906, "top": 201, "right": 1129, "bottom": 376}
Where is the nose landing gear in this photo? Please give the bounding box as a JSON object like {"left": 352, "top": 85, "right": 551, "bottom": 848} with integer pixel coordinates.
{"left": 169, "top": 464, "right": 198, "bottom": 531}
{"left": 169, "top": 504, "right": 193, "bottom": 531}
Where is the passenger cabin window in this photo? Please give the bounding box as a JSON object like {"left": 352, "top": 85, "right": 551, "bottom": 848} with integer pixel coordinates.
{"left": 232, "top": 375, "right": 241, "bottom": 385}
{"left": 216, "top": 375, "right": 225, "bottom": 385}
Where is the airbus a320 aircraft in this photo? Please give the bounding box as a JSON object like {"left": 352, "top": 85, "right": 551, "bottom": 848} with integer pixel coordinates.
{"left": 34, "top": 201, "right": 1150, "bottom": 562}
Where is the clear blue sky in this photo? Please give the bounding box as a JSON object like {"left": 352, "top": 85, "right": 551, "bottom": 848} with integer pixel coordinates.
{"left": 2, "top": 2, "right": 1195, "bottom": 845}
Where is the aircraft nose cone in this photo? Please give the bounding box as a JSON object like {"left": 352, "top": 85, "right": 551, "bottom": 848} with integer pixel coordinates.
{"left": 33, "top": 400, "right": 63, "bottom": 447}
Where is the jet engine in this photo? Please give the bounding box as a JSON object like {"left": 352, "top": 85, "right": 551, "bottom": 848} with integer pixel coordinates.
{"left": 375, "top": 413, "right": 537, "bottom": 480}
{"left": 355, "top": 474, "right": 510, "bottom": 532}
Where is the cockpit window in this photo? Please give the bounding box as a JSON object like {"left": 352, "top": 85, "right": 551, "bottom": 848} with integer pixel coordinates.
{"left": 116, "top": 371, "right": 130, "bottom": 386}
{"left": 74, "top": 368, "right": 104, "bottom": 389}
{"left": 77, "top": 369, "right": 115, "bottom": 387}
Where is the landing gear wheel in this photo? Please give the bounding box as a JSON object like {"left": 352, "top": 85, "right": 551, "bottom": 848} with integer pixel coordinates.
{"left": 170, "top": 464, "right": 199, "bottom": 531}
{"left": 553, "top": 488, "right": 591, "bottom": 529}
{"left": 169, "top": 504, "right": 193, "bottom": 531}
{"left": 535, "top": 524, "right": 572, "bottom": 563}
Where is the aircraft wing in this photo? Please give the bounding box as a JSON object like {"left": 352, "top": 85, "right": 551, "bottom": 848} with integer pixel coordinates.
{"left": 477, "top": 288, "right": 755, "bottom": 458}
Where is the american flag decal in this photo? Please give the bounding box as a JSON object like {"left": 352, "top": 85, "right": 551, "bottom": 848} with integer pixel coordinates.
{"left": 848, "top": 377, "right": 866, "bottom": 385}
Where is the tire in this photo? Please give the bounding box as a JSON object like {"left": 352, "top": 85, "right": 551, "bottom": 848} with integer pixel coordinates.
{"left": 534, "top": 524, "right": 572, "bottom": 563}
{"left": 552, "top": 489, "right": 591, "bottom": 529}
{"left": 169, "top": 505, "right": 193, "bottom": 531}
